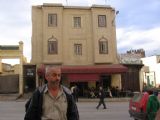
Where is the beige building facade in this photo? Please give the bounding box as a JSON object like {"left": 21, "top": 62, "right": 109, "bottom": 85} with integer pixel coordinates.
{"left": 32, "top": 4, "right": 118, "bottom": 65}
{"left": 0, "top": 41, "right": 24, "bottom": 94}
{"left": 31, "top": 3, "right": 127, "bottom": 96}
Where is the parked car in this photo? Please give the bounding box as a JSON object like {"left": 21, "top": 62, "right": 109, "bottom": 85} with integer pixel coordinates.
{"left": 129, "top": 92, "right": 149, "bottom": 120}
{"left": 129, "top": 91, "right": 160, "bottom": 120}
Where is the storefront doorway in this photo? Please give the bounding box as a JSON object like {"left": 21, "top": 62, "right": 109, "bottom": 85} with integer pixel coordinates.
{"left": 23, "top": 65, "right": 36, "bottom": 92}
{"left": 100, "top": 75, "right": 111, "bottom": 90}
{"left": 70, "top": 82, "right": 88, "bottom": 97}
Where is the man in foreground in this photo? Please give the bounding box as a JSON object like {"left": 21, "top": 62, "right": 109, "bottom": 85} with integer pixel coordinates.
{"left": 24, "top": 66, "right": 79, "bottom": 120}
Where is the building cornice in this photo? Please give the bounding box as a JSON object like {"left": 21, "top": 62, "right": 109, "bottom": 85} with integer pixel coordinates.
{"left": 33, "top": 3, "right": 115, "bottom": 10}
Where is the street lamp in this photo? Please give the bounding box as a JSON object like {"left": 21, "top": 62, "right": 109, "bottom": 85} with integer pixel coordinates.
{"left": 112, "top": 10, "right": 119, "bottom": 26}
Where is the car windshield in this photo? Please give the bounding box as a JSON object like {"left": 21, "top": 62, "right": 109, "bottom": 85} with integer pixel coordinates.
{"left": 132, "top": 93, "right": 143, "bottom": 102}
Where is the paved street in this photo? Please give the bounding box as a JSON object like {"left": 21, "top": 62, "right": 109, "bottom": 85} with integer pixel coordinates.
{"left": 0, "top": 100, "right": 133, "bottom": 120}
{"left": 0, "top": 101, "right": 25, "bottom": 120}
{"left": 78, "top": 101, "right": 132, "bottom": 120}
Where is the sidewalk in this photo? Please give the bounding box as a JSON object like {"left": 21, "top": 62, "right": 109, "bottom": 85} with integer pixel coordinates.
{"left": 0, "top": 93, "right": 20, "bottom": 101}
{"left": 0, "top": 93, "right": 131, "bottom": 102}
{"left": 78, "top": 97, "right": 131, "bottom": 102}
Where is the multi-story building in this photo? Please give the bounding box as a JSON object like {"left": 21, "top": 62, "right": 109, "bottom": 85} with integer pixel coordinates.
{"left": 31, "top": 3, "right": 127, "bottom": 96}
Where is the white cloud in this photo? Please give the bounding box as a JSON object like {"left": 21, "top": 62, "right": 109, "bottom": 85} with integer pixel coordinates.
{"left": 29, "top": 0, "right": 107, "bottom": 6}
{"left": 1, "top": 0, "right": 160, "bottom": 65}
{"left": 117, "top": 27, "right": 160, "bottom": 56}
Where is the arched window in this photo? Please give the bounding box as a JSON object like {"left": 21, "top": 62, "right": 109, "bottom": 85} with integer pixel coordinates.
{"left": 48, "top": 36, "right": 58, "bottom": 54}
{"left": 99, "top": 37, "right": 108, "bottom": 54}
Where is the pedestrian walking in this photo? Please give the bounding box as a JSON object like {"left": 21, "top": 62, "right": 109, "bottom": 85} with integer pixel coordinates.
{"left": 147, "top": 90, "right": 160, "bottom": 120}
{"left": 96, "top": 86, "right": 107, "bottom": 109}
{"left": 73, "top": 85, "right": 79, "bottom": 102}
{"left": 24, "top": 66, "right": 79, "bottom": 120}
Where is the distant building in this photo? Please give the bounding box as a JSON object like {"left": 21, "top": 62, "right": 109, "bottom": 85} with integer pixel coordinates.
{"left": 126, "top": 49, "right": 145, "bottom": 58}
{"left": 0, "top": 41, "right": 25, "bottom": 94}
{"left": 119, "top": 51, "right": 144, "bottom": 91}
{"left": 141, "top": 55, "right": 160, "bottom": 88}
{"left": 31, "top": 3, "right": 127, "bottom": 96}
{"left": 2, "top": 63, "right": 13, "bottom": 73}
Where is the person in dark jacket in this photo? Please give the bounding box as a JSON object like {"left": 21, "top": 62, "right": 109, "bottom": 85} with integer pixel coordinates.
{"left": 24, "top": 66, "right": 79, "bottom": 120}
{"left": 96, "top": 86, "right": 107, "bottom": 109}
{"left": 72, "top": 85, "right": 79, "bottom": 102}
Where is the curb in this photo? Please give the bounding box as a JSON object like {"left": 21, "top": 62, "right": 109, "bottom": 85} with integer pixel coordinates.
{"left": 78, "top": 97, "right": 131, "bottom": 102}
{"left": 0, "top": 93, "right": 131, "bottom": 102}
{"left": 0, "top": 94, "right": 19, "bottom": 101}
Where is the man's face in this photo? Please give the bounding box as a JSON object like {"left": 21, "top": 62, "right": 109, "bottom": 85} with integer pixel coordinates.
{"left": 46, "top": 68, "right": 61, "bottom": 86}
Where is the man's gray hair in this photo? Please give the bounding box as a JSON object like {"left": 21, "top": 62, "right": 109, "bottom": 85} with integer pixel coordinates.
{"left": 45, "top": 66, "right": 61, "bottom": 75}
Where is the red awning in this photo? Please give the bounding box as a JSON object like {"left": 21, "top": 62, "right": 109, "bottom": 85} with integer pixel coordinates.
{"left": 68, "top": 74, "right": 99, "bottom": 82}
{"left": 61, "top": 64, "right": 128, "bottom": 74}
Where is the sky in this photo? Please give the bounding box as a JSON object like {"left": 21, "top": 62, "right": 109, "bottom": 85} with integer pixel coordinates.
{"left": 0, "top": 0, "right": 160, "bottom": 64}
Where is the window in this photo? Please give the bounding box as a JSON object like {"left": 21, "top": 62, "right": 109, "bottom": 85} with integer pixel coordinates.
{"left": 74, "top": 17, "right": 81, "bottom": 28}
{"left": 74, "top": 44, "right": 82, "bottom": 55}
{"left": 48, "top": 36, "right": 57, "bottom": 54}
{"left": 98, "top": 15, "right": 106, "bottom": 27}
{"left": 99, "top": 39, "right": 108, "bottom": 54}
{"left": 48, "top": 14, "right": 57, "bottom": 27}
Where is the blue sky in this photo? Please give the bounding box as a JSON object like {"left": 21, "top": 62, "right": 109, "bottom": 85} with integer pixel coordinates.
{"left": 0, "top": 0, "right": 160, "bottom": 64}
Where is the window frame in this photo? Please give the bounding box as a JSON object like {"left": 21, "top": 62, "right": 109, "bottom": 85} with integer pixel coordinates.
{"left": 48, "top": 37, "right": 58, "bottom": 54}
{"left": 74, "top": 44, "right": 82, "bottom": 55}
{"left": 99, "top": 38, "right": 108, "bottom": 54}
{"left": 48, "top": 14, "right": 57, "bottom": 27}
{"left": 73, "top": 16, "right": 81, "bottom": 28}
{"left": 98, "top": 15, "right": 106, "bottom": 27}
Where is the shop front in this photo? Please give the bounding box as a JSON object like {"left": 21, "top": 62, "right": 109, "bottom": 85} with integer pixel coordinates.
{"left": 61, "top": 64, "right": 128, "bottom": 97}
